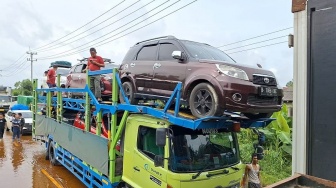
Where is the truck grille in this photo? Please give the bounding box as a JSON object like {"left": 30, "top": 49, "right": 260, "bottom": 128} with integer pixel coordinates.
{"left": 253, "top": 75, "right": 277, "bottom": 86}
{"left": 247, "top": 95, "right": 280, "bottom": 105}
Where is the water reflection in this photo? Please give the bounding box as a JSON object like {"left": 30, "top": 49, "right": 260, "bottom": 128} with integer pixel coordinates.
{"left": 0, "top": 140, "right": 6, "bottom": 167}
{"left": 11, "top": 142, "right": 24, "bottom": 172}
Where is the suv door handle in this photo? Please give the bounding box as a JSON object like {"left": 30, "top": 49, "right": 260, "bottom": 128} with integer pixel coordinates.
{"left": 133, "top": 166, "right": 140, "bottom": 172}
{"left": 130, "top": 63, "right": 135, "bottom": 67}
{"left": 153, "top": 63, "right": 161, "bottom": 68}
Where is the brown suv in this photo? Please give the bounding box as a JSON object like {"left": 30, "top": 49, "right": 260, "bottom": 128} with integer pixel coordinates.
{"left": 119, "top": 36, "right": 282, "bottom": 119}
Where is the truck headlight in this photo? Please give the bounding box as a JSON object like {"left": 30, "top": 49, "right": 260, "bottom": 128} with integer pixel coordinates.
{"left": 216, "top": 64, "right": 249, "bottom": 81}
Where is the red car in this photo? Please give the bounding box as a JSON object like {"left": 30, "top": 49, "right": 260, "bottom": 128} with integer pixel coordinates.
{"left": 73, "top": 112, "right": 109, "bottom": 138}
{"left": 66, "top": 58, "right": 118, "bottom": 100}
{"left": 73, "top": 112, "right": 121, "bottom": 151}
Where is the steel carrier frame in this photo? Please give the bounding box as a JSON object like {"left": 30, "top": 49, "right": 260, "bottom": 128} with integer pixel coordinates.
{"left": 32, "top": 68, "right": 273, "bottom": 188}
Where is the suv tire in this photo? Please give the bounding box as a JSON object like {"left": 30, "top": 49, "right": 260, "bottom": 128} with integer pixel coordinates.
{"left": 120, "top": 81, "right": 136, "bottom": 104}
{"left": 189, "top": 83, "right": 222, "bottom": 118}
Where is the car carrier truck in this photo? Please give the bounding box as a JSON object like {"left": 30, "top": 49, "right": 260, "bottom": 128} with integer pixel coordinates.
{"left": 33, "top": 68, "right": 272, "bottom": 188}
{"left": 33, "top": 68, "right": 314, "bottom": 188}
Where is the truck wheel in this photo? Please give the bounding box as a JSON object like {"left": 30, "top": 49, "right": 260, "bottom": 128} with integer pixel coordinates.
{"left": 48, "top": 141, "right": 60, "bottom": 166}
{"left": 45, "top": 149, "right": 50, "bottom": 160}
{"left": 189, "top": 83, "right": 222, "bottom": 118}
{"left": 120, "top": 81, "right": 137, "bottom": 104}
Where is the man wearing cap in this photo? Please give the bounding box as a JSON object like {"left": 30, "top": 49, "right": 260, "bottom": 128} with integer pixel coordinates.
{"left": 85, "top": 48, "right": 105, "bottom": 101}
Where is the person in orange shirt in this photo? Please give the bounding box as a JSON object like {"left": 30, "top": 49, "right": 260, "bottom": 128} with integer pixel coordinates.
{"left": 85, "top": 48, "right": 105, "bottom": 101}
{"left": 47, "top": 65, "right": 58, "bottom": 88}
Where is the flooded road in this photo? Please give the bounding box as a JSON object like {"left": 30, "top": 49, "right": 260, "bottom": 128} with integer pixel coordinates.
{"left": 0, "top": 131, "right": 86, "bottom": 188}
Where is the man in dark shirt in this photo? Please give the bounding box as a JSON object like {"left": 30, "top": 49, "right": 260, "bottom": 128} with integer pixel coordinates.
{"left": 12, "top": 114, "right": 21, "bottom": 142}
{"left": 84, "top": 48, "right": 105, "bottom": 101}
{"left": 0, "top": 113, "right": 7, "bottom": 140}
{"left": 18, "top": 113, "right": 25, "bottom": 136}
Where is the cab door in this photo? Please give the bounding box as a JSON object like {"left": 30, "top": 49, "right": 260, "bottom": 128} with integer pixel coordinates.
{"left": 131, "top": 126, "right": 167, "bottom": 188}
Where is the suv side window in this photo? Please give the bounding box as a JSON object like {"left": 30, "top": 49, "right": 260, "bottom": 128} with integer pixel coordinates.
{"left": 74, "top": 64, "right": 83, "bottom": 73}
{"left": 158, "top": 43, "right": 179, "bottom": 61}
{"left": 136, "top": 45, "right": 157, "bottom": 61}
{"left": 137, "top": 126, "right": 164, "bottom": 160}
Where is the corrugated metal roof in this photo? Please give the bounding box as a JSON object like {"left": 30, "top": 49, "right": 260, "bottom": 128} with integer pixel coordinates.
{"left": 283, "top": 87, "right": 293, "bottom": 102}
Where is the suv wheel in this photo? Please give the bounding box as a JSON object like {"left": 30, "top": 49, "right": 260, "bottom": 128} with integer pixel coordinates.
{"left": 120, "top": 81, "right": 136, "bottom": 104}
{"left": 189, "top": 83, "right": 222, "bottom": 118}
{"left": 244, "top": 112, "right": 273, "bottom": 119}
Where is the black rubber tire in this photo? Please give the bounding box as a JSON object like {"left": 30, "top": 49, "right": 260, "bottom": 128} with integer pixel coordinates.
{"left": 45, "top": 149, "right": 50, "bottom": 160}
{"left": 48, "top": 141, "right": 60, "bottom": 166}
{"left": 119, "top": 81, "right": 137, "bottom": 104}
{"left": 189, "top": 83, "right": 222, "bottom": 118}
{"left": 244, "top": 112, "right": 273, "bottom": 120}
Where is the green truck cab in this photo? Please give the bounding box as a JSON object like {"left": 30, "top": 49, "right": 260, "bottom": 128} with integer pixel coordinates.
{"left": 121, "top": 114, "right": 243, "bottom": 188}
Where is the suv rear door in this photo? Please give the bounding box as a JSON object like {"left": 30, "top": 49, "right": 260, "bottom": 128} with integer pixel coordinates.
{"left": 151, "top": 41, "right": 187, "bottom": 97}
{"left": 130, "top": 42, "right": 158, "bottom": 94}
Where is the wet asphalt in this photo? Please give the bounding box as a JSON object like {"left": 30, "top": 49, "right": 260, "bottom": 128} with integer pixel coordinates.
{"left": 0, "top": 131, "right": 85, "bottom": 188}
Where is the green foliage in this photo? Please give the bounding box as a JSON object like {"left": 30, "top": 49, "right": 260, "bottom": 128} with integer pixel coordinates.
{"left": 13, "top": 79, "right": 33, "bottom": 96}
{"left": 238, "top": 104, "right": 293, "bottom": 186}
{"left": 286, "top": 80, "right": 293, "bottom": 87}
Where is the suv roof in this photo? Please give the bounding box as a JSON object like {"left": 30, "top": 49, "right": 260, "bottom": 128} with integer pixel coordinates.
{"left": 134, "top": 35, "right": 211, "bottom": 47}
{"left": 135, "top": 35, "right": 177, "bottom": 45}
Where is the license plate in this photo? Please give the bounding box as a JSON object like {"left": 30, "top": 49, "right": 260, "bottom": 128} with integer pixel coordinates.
{"left": 0, "top": 109, "right": 4, "bottom": 111}
{"left": 259, "top": 87, "right": 278, "bottom": 97}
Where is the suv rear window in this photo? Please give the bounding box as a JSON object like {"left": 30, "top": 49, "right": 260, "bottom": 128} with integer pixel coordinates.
{"left": 136, "top": 45, "right": 158, "bottom": 61}
{"left": 158, "top": 43, "right": 179, "bottom": 61}
{"left": 181, "top": 41, "right": 236, "bottom": 63}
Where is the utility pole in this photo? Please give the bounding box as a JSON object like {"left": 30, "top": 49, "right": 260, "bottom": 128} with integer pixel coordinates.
{"left": 27, "top": 49, "right": 37, "bottom": 82}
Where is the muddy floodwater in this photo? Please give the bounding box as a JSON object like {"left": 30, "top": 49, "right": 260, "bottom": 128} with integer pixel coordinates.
{"left": 0, "top": 131, "right": 85, "bottom": 188}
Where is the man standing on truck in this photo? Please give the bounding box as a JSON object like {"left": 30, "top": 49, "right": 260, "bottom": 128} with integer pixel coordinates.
{"left": 0, "top": 113, "right": 7, "bottom": 141}
{"left": 47, "top": 65, "right": 58, "bottom": 88}
{"left": 84, "top": 47, "right": 105, "bottom": 101}
{"left": 242, "top": 153, "right": 262, "bottom": 188}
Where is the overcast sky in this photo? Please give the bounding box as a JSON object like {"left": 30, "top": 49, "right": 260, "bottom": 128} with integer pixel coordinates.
{"left": 0, "top": 0, "right": 293, "bottom": 87}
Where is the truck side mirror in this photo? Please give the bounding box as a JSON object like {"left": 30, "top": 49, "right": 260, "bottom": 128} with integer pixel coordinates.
{"left": 156, "top": 128, "right": 166, "bottom": 147}
{"left": 154, "top": 155, "right": 164, "bottom": 167}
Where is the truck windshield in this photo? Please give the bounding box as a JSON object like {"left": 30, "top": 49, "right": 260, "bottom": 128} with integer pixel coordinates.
{"left": 169, "top": 126, "right": 239, "bottom": 173}
{"left": 181, "top": 40, "right": 236, "bottom": 63}
{"left": 0, "top": 96, "right": 11, "bottom": 102}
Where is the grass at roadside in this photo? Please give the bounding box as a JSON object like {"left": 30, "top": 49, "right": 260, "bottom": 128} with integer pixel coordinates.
{"left": 238, "top": 130, "right": 292, "bottom": 186}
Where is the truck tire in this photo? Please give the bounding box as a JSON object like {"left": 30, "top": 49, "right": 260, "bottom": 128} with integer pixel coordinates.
{"left": 189, "top": 83, "right": 222, "bottom": 118}
{"left": 48, "top": 141, "right": 60, "bottom": 166}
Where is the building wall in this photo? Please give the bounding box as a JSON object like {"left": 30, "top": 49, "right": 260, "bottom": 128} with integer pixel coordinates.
{"left": 307, "top": 0, "right": 336, "bottom": 181}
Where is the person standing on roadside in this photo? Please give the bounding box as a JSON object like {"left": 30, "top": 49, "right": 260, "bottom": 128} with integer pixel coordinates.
{"left": 84, "top": 48, "right": 105, "bottom": 101}
{"left": 0, "top": 113, "right": 7, "bottom": 141}
{"left": 18, "top": 113, "right": 25, "bottom": 136}
{"left": 242, "top": 153, "right": 262, "bottom": 188}
{"left": 11, "top": 114, "right": 22, "bottom": 142}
